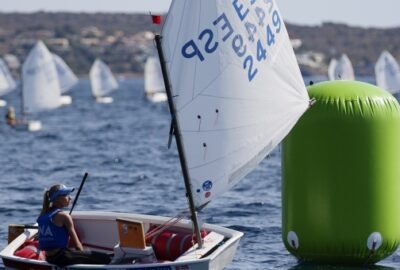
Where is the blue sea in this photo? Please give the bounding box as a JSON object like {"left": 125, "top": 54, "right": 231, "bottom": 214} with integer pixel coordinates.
{"left": 0, "top": 76, "right": 399, "bottom": 270}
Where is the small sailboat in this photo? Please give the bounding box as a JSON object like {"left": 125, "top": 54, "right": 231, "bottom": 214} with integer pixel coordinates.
{"left": 144, "top": 56, "right": 167, "bottom": 103}
{"left": 0, "top": 1, "right": 309, "bottom": 269}
{"left": 53, "top": 53, "right": 78, "bottom": 105}
{"left": 11, "top": 41, "right": 62, "bottom": 131}
{"left": 375, "top": 50, "right": 400, "bottom": 94}
{"left": 89, "top": 59, "right": 118, "bottom": 104}
{"left": 328, "top": 54, "right": 355, "bottom": 80}
{"left": 0, "top": 58, "right": 16, "bottom": 107}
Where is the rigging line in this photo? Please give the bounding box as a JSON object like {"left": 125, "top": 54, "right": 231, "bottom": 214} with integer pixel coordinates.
{"left": 145, "top": 209, "right": 190, "bottom": 239}
{"left": 145, "top": 217, "right": 183, "bottom": 240}
{"left": 145, "top": 216, "right": 181, "bottom": 236}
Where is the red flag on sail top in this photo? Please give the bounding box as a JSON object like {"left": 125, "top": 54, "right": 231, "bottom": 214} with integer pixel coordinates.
{"left": 151, "top": 14, "right": 161, "bottom": 25}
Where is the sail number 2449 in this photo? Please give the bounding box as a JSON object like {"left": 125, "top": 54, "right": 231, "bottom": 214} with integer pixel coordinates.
{"left": 181, "top": 0, "right": 282, "bottom": 82}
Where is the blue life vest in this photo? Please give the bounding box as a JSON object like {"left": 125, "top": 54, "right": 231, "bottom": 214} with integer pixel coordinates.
{"left": 37, "top": 208, "right": 69, "bottom": 250}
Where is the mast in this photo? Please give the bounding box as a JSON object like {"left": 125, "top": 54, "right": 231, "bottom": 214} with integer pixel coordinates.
{"left": 155, "top": 34, "right": 203, "bottom": 249}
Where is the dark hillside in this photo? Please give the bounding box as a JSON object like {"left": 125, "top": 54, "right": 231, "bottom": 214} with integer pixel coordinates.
{"left": 0, "top": 12, "right": 399, "bottom": 76}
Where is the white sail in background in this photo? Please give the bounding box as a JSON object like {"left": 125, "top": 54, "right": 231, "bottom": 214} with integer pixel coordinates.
{"left": 0, "top": 58, "right": 16, "bottom": 97}
{"left": 162, "top": 0, "right": 309, "bottom": 207}
{"left": 328, "top": 54, "right": 355, "bottom": 80}
{"left": 89, "top": 59, "right": 118, "bottom": 97}
{"left": 144, "top": 56, "right": 167, "bottom": 102}
{"left": 375, "top": 51, "right": 400, "bottom": 94}
{"left": 327, "top": 58, "right": 337, "bottom": 81}
{"left": 52, "top": 53, "right": 78, "bottom": 94}
{"left": 22, "top": 41, "right": 62, "bottom": 113}
{"left": 144, "top": 57, "right": 165, "bottom": 95}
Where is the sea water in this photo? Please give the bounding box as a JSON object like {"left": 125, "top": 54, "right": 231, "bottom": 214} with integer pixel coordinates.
{"left": 0, "top": 77, "right": 399, "bottom": 270}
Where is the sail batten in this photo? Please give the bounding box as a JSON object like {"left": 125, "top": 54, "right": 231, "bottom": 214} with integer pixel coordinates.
{"left": 162, "top": 0, "right": 309, "bottom": 207}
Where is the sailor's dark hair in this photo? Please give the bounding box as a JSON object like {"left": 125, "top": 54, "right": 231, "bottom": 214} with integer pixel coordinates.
{"left": 40, "top": 184, "right": 63, "bottom": 215}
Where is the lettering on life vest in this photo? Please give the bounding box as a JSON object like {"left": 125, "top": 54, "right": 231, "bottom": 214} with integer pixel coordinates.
{"left": 39, "top": 225, "right": 54, "bottom": 237}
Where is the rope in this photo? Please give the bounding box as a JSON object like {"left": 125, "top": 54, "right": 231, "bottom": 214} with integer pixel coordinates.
{"left": 145, "top": 209, "right": 190, "bottom": 241}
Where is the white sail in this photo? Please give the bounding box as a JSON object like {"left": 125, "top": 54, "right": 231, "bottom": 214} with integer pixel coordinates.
{"left": 89, "top": 59, "right": 118, "bottom": 97}
{"left": 22, "top": 41, "right": 62, "bottom": 113}
{"left": 328, "top": 54, "right": 355, "bottom": 80}
{"left": 0, "top": 58, "right": 16, "bottom": 96}
{"left": 144, "top": 57, "right": 165, "bottom": 95}
{"left": 162, "top": 0, "right": 309, "bottom": 207}
{"left": 52, "top": 53, "right": 78, "bottom": 94}
{"left": 375, "top": 51, "right": 400, "bottom": 94}
{"left": 327, "top": 58, "right": 337, "bottom": 81}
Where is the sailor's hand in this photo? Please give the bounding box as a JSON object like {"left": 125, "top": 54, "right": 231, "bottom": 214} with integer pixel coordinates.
{"left": 75, "top": 242, "right": 84, "bottom": 251}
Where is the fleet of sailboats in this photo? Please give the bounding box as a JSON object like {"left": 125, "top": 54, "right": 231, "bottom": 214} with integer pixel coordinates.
{"left": 1, "top": 0, "right": 310, "bottom": 269}
{"left": 375, "top": 50, "right": 400, "bottom": 94}
{"left": 89, "top": 59, "right": 119, "bottom": 104}
{"left": 144, "top": 56, "right": 167, "bottom": 103}
{"left": 328, "top": 54, "right": 355, "bottom": 81}
{"left": 0, "top": 58, "right": 16, "bottom": 107}
{"left": 4, "top": 41, "right": 79, "bottom": 131}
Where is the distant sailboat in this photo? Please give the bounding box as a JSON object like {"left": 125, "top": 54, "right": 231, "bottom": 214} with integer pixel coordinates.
{"left": 375, "top": 51, "right": 400, "bottom": 94}
{"left": 89, "top": 59, "right": 118, "bottom": 104}
{"left": 53, "top": 53, "right": 78, "bottom": 105}
{"left": 0, "top": 58, "right": 16, "bottom": 107}
{"left": 328, "top": 54, "right": 355, "bottom": 80}
{"left": 13, "top": 41, "right": 62, "bottom": 131}
{"left": 144, "top": 56, "right": 167, "bottom": 103}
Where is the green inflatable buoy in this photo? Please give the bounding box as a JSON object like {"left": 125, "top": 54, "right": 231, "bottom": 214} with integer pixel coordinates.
{"left": 282, "top": 81, "right": 400, "bottom": 264}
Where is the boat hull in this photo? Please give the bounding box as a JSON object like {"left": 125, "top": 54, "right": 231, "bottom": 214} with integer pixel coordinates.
{"left": 95, "top": 96, "right": 113, "bottom": 104}
{"left": 1, "top": 211, "right": 243, "bottom": 270}
{"left": 11, "top": 120, "right": 42, "bottom": 132}
{"left": 60, "top": 95, "right": 72, "bottom": 105}
{"left": 146, "top": 92, "right": 167, "bottom": 103}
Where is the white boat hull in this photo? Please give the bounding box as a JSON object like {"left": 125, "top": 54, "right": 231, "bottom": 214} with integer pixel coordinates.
{"left": 0, "top": 211, "right": 243, "bottom": 270}
{"left": 60, "top": 95, "right": 72, "bottom": 105}
{"left": 95, "top": 96, "right": 113, "bottom": 104}
{"left": 11, "top": 120, "right": 42, "bottom": 132}
{"left": 146, "top": 92, "right": 167, "bottom": 103}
